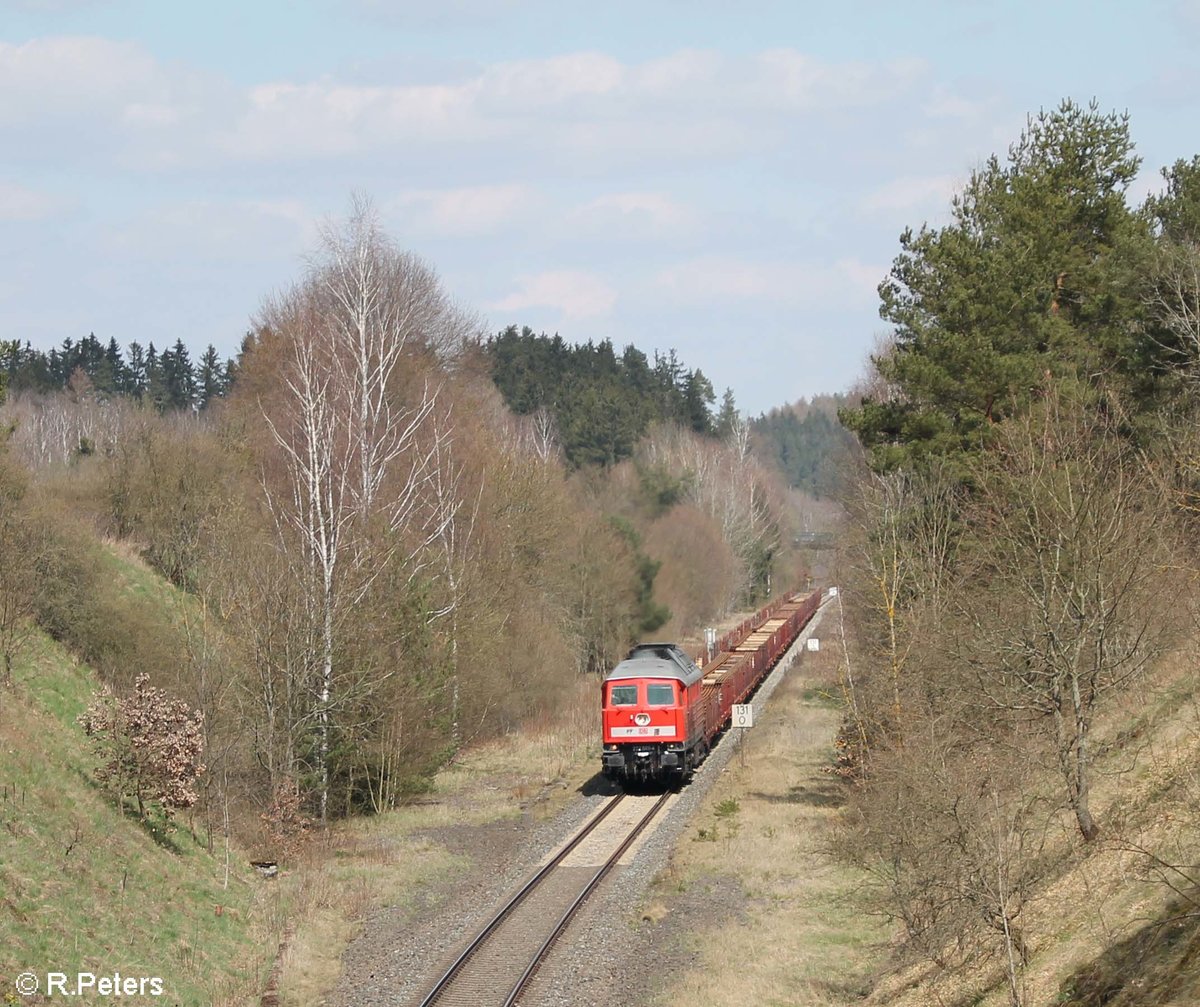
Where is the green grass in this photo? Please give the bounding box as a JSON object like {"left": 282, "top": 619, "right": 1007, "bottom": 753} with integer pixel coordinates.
{"left": 96, "top": 546, "right": 179, "bottom": 605}
{"left": 0, "top": 629, "right": 269, "bottom": 1006}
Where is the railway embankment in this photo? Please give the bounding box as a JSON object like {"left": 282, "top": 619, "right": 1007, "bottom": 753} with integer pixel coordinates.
{"left": 618, "top": 597, "right": 882, "bottom": 1006}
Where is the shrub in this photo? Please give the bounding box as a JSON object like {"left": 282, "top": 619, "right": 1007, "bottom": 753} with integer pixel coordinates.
{"left": 79, "top": 673, "right": 206, "bottom": 820}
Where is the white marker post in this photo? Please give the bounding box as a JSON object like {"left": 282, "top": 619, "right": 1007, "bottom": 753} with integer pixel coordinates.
{"left": 732, "top": 703, "right": 753, "bottom": 767}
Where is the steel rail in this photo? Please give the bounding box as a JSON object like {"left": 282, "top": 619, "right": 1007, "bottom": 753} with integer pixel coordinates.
{"left": 503, "top": 790, "right": 673, "bottom": 1006}
{"left": 417, "top": 792, "right": 626, "bottom": 1007}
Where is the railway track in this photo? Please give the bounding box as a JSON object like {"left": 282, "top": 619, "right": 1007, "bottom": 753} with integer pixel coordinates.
{"left": 415, "top": 791, "right": 672, "bottom": 1007}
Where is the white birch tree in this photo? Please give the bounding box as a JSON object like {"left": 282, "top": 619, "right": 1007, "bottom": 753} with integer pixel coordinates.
{"left": 258, "top": 197, "right": 465, "bottom": 822}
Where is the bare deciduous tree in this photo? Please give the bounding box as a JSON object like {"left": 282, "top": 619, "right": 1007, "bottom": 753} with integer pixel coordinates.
{"left": 966, "top": 389, "right": 1178, "bottom": 841}
{"left": 842, "top": 460, "right": 960, "bottom": 740}
{"left": 423, "top": 409, "right": 479, "bottom": 749}
{"left": 1146, "top": 238, "right": 1200, "bottom": 381}
{"left": 837, "top": 719, "right": 1050, "bottom": 1002}
{"left": 638, "top": 422, "right": 781, "bottom": 606}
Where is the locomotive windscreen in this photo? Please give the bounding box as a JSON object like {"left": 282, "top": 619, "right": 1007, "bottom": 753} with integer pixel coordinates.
{"left": 609, "top": 684, "right": 638, "bottom": 706}
{"left": 646, "top": 684, "right": 674, "bottom": 705}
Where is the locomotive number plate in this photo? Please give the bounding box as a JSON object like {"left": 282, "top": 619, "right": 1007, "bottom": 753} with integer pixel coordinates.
{"left": 610, "top": 726, "right": 672, "bottom": 737}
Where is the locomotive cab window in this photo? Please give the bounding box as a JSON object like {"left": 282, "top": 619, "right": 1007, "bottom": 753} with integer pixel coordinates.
{"left": 609, "top": 684, "right": 638, "bottom": 706}
{"left": 646, "top": 683, "right": 675, "bottom": 706}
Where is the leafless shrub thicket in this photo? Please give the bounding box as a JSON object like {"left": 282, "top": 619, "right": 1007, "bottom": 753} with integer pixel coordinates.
{"left": 638, "top": 420, "right": 784, "bottom": 609}
{"left": 833, "top": 387, "right": 1185, "bottom": 1005}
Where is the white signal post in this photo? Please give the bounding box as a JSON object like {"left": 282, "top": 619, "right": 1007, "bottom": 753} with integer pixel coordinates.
{"left": 732, "top": 703, "right": 753, "bottom": 768}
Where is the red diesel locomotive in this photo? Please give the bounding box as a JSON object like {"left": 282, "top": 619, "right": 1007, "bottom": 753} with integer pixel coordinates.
{"left": 600, "top": 589, "right": 822, "bottom": 783}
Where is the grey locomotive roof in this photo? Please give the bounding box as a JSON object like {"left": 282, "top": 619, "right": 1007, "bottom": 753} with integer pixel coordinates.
{"left": 603, "top": 643, "right": 703, "bottom": 686}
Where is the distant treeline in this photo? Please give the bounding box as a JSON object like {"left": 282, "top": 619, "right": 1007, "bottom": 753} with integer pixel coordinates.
{"left": 1, "top": 327, "right": 855, "bottom": 507}
{"left": 486, "top": 326, "right": 737, "bottom": 468}
{"left": 752, "top": 394, "right": 859, "bottom": 498}
{"left": 0, "top": 333, "right": 236, "bottom": 411}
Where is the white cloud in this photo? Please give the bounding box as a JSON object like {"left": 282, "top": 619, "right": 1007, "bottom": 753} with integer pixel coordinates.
{"left": 491, "top": 270, "right": 616, "bottom": 319}
{"left": 0, "top": 180, "right": 63, "bottom": 220}
{"left": 0, "top": 36, "right": 944, "bottom": 170}
{"left": 0, "top": 36, "right": 147, "bottom": 123}
{"left": 389, "top": 184, "right": 531, "bottom": 237}
{"left": 218, "top": 78, "right": 479, "bottom": 160}
{"left": 0, "top": 35, "right": 224, "bottom": 170}
{"left": 631, "top": 50, "right": 722, "bottom": 97}
{"left": 480, "top": 52, "right": 624, "bottom": 106}
{"left": 860, "top": 174, "right": 960, "bottom": 215}
{"left": 655, "top": 256, "right": 882, "bottom": 307}
{"left": 107, "top": 198, "right": 314, "bottom": 264}
{"left": 568, "top": 191, "right": 698, "bottom": 239}
{"left": 758, "top": 49, "right": 927, "bottom": 109}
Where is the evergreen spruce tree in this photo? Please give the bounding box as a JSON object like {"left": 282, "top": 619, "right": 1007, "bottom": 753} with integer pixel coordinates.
{"left": 145, "top": 342, "right": 168, "bottom": 411}
{"left": 125, "top": 341, "right": 147, "bottom": 398}
{"left": 163, "top": 338, "right": 196, "bottom": 410}
{"left": 196, "top": 345, "right": 225, "bottom": 409}
{"left": 716, "top": 388, "right": 739, "bottom": 439}
{"left": 682, "top": 369, "right": 715, "bottom": 434}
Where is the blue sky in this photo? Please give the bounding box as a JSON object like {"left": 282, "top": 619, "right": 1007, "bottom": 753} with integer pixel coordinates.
{"left": 2, "top": 1, "right": 1197, "bottom": 413}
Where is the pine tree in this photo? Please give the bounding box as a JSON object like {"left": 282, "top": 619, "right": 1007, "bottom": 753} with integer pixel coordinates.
{"left": 842, "top": 99, "right": 1152, "bottom": 473}
{"left": 716, "top": 388, "right": 739, "bottom": 439}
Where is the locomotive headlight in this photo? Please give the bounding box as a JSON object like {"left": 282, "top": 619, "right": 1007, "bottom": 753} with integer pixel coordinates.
{"left": 634, "top": 712, "right": 651, "bottom": 726}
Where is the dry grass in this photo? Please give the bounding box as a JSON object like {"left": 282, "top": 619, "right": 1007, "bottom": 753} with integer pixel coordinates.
{"left": 270, "top": 823, "right": 462, "bottom": 1007}
{"left": 438, "top": 673, "right": 599, "bottom": 814}
{"left": 648, "top": 638, "right": 885, "bottom": 1007}
{"left": 864, "top": 648, "right": 1200, "bottom": 1007}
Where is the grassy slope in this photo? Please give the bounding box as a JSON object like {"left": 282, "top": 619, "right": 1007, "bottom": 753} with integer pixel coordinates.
{"left": 0, "top": 538, "right": 607, "bottom": 1007}
{"left": 864, "top": 655, "right": 1200, "bottom": 1007}
{"left": 0, "top": 550, "right": 270, "bottom": 1007}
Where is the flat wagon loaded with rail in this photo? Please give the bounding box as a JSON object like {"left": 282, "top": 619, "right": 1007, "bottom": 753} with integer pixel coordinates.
{"left": 600, "top": 588, "right": 822, "bottom": 782}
